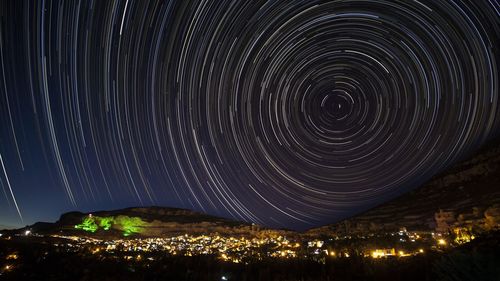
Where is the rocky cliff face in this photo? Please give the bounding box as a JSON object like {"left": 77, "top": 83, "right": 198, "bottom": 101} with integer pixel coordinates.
{"left": 19, "top": 206, "right": 294, "bottom": 239}
{"left": 307, "top": 139, "right": 500, "bottom": 236}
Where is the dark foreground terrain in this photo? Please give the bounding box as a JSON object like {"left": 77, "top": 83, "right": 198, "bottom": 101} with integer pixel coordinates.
{"left": 1, "top": 231, "right": 499, "bottom": 281}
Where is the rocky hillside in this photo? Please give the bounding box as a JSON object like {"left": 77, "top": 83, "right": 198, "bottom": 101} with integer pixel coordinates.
{"left": 12, "top": 206, "right": 294, "bottom": 239}
{"left": 307, "top": 139, "right": 500, "bottom": 236}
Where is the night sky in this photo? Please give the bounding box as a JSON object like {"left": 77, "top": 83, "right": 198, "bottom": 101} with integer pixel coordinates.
{"left": 0, "top": 0, "right": 499, "bottom": 230}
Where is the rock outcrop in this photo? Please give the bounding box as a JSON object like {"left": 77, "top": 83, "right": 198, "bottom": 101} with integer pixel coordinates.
{"left": 307, "top": 139, "right": 500, "bottom": 236}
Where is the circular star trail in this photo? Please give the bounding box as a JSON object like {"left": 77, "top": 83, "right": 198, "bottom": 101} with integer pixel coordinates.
{"left": 0, "top": 0, "right": 499, "bottom": 229}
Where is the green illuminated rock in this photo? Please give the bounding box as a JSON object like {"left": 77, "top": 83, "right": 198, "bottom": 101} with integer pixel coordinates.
{"left": 98, "top": 217, "right": 114, "bottom": 231}
{"left": 74, "top": 214, "right": 147, "bottom": 236}
{"left": 115, "top": 216, "right": 146, "bottom": 236}
{"left": 75, "top": 216, "right": 98, "bottom": 233}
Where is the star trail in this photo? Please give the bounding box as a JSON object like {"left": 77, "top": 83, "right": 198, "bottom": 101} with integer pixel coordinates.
{"left": 0, "top": 0, "right": 499, "bottom": 230}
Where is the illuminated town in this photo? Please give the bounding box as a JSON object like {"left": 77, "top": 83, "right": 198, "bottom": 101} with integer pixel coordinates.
{"left": 0, "top": 215, "right": 477, "bottom": 268}
{"left": 1, "top": 207, "right": 498, "bottom": 281}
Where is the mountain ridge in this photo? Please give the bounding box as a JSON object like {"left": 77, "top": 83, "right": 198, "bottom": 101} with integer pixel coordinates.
{"left": 306, "top": 138, "right": 500, "bottom": 235}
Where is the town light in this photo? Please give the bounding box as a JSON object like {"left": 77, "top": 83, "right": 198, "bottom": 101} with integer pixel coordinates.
{"left": 371, "top": 250, "right": 385, "bottom": 258}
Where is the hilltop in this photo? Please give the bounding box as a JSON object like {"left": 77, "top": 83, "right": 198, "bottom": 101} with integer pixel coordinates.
{"left": 307, "top": 139, "right": 500, "bottom": 236}
{"left": 4, "top": 206, "right": 294, "bottom": 239}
